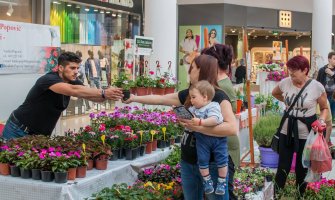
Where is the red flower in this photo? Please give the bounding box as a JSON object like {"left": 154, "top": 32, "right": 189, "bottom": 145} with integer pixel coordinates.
{"left": 149, "top": 71, "right": 154, "bottom": 75}
{"left": 159, "top": 78, "right": 165, "bottom": 83}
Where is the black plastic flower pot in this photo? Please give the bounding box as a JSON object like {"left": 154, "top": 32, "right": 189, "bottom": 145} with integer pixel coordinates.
{"left": 20, "top": 168, "right": 32, "bottom": 179}
{"left": 157, "top": 140, "right": 166, "bottom": 148}
{"left": 41, "top": 170, "right": 54, "bottom": 182}
{"left": 54, "top": 172, "right": 68, "bottom": 183}
{"left": 265, "top": 174, "right": 273, "bottom": 182}
{"left": 139, "top": 145, "right": 146, "bottom": 156}
{"left": 118, "top": 148, "right": 125, "bottom": 159}
{"left": 110, "top": 149, "right": 119, "bottom": 161}
{"left": 125, "top": 148, "right": 133, "bottom": 160}
{"left": 32, "top": 169, "right": 41, "bottom": 180}
{"left": 122, "top": 90, "right": 130, "bottom": 101}
{"left": 10, "top": 165, "right": 20, "bottom": 177}
{"left": 132, "top": 148, "right": 138, "bottom": 160}
{"left": 175, "top": 136, "right": 181, "bottom": 143}
{"left": 166, "top": 140, "right": 171, "bottom": 147}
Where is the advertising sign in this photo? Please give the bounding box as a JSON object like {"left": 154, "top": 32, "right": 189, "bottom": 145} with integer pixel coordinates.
{"left": 134, "top": 35, "right": 154, "bottom": 56}
{"left": 0, "top": 20, "right": 61, "bottom": 74}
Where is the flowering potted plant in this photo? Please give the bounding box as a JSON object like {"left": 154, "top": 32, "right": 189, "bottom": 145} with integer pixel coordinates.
{"left": 0, "top": 147, "right": 11, "bottom": 176}
{"left": 51, "top": 154, "right": 70, "bottom": 183}
{"left": 152, "top": 77, "right": 166, "bottom": 95}
{"left": 123, "top": 132, "right": 139, "bottom": 160}
{"left": 163, "top": 72, "right": 177, "bottom": 94}
{"left": 266, "top": 70, "right": 286, "bottom": 82}
{"left": 112, "top": 72, "right": 133, "bottom": 100}
{"left": 135, "top": 72, "right": 155, "bottom": 95}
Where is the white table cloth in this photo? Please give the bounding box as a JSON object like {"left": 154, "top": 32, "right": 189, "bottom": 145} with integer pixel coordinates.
{"left": 0, "top": 148, "right": 173, "bottom": 200}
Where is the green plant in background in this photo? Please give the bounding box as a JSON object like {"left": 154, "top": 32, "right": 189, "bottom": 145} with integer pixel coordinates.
{"left": 162, "top": 145, "right": 181, "bottom": 166}
{"left": 253, "top": 114, "right": 282, "bottom": 147}
{"left": 254, "top": 94, "right": 265, "bottom": 104}
{"left": 112, "top": 72, "right": 132, "bottom": 90}
{"left": 265, "top": 95, "right": 280, "bottom": 112}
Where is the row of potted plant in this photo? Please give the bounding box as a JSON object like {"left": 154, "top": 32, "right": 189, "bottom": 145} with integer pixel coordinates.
{"left": 112, "top": 71, "right": 178, "bottom": 97}
{"left": 88, "top": 146, "right": 183, "bottom": 200}
{"left": 277, "top": 174, "right": 335, "bottom": 199}
{"left": 0, "top": 135, "right": 109, "bottom": 183}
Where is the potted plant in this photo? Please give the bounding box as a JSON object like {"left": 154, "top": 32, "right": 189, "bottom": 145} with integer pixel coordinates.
{"left": 0, "top": 148, "right": 11, "bottom": 176}
{"left": 51, "top": 154, "right": 69, "bottom": 183}
{"left": 123, "top": 132, "right": 139, "bottom": 160}
{"left": 135, "top": 74, "right": 154, "bottom": 96}
{"left": 112, "top": 72, "right": 132, "bottom": 101}
{"left": 253, "top": 114, "right": 281, "bottom": 168}
{"left": 164, "top": 72, "right": 177, "bottom": 94}
{"left": 236, "top": 89, "right": 243, "bottom": 114}
{"left": 40, "top": 152, "right": 54, "bottom": 182}
{"left": 152, "top": 77, "right": 166, "bottom": 95}
{"left": 15, "top": 151, "right": 35, "bottom": 179}
{"left": 67, "top": 153, "right": 81, "bottom": 180}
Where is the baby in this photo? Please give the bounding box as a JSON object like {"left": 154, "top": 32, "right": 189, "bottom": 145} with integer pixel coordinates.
{"left": 188, "top": 80, "right": 228, "bottom": 195}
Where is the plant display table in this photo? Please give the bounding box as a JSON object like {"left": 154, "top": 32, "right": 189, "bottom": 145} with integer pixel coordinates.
{"left": 0, "top": 148, "right": 173, "bottom": 200}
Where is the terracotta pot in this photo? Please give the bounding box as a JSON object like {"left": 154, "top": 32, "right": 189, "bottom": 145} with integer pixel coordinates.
{"left": 152, "top": 139, "right": 157, "bottom": 151}
{"left": 152, "top": 87, "right": 165, "bottom": 95}
{"left": 95, "top": 159, "right": 108, "bottom": 170}
{"left": 0, "top": 163, "right": 10, "bottom": 176}
{"left": 67, "top": 168, "right": 77, "bottom": 180}
{"left": 136, "top": 87, "right": 148, "bottom": 96}
{"left": 145, "top": 142, "right": 152, "bottom": 154}
{"left": 76, "top": 166, "right": 87, "bottom": 178}
{"left": 87, "top": 159, "right": 94, "bottom": 170}
{"left": 130, "top": 87, "right": 136, "bottom": 95}
{"left": 165, "top": 87, "right": 175, "bottom": 94}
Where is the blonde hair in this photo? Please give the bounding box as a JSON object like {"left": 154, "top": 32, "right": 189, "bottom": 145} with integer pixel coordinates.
{"left": 189, "top": 80, "right": 215, "bottom": 101}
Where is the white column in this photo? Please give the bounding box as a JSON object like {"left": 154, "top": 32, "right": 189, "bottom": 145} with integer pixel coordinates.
{"left": 312, "top": 0, "right": 332, "bottom": 67}
{"left": 144, "top": 0, "right": 177, "bottom": 76}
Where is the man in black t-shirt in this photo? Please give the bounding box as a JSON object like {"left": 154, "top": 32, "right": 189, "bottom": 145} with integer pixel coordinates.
{"left": 235, "top": 59, "right": 246, "bottom": 84}
{"left": 2, "top": 52, "right": 123, "bottom": 139}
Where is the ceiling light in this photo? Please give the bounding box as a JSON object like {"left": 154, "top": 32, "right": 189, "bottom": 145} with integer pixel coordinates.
{"left": 94, "top": 9, "right": 98, "bottom": 12}
{"left": 6, "top": 3, "right": 13, "bottom": 16}
{"left": 230, "top": 28, "right": 236, "bottom": 33}
{"left": 112, "top": 13, "right": 117, "bottom": 17}
{"left": 76, "top": 5, "right": 80, "bottom": 9}
{"left": 106, "top": 11, "right": 110, "bottom": 14}
{"left": 100, "top": 10, "right": 105, "bottom": 14}
{"left": 332, "top": 33, "right": 334, "bottom": 36}
{"left": 265, "top": 36, "right": 269, "bottom": 39}
{"left": 53, "top": 1, "right": 59, "bottom": 4}
{"left": 118, "top": 14, "right": 122, "bottom": 18}
{"left": 67, "top": 4, "right": 72, "bottom": 7}
{"left": 247, "top": 33, "right": 251, "bottom": 36}
{"left": 85, "top": 7, "right": 90, "bottom": 11}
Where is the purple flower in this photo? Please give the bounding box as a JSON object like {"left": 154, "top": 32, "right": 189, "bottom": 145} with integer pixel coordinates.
{"left": 18, "top": 152, "right": 24, "bottom": 157}
{"left": 74, "top": 151, "right": 81, "bottom": 158}
{"left": 39, "top": 154, "right": 45, "bottom": 159}
{"left": 55, "top": 152, "right": 62, "bottom": 157}
{"left": 89, "top": 113, "right": 96, "bottom": 119}
{"left": 48, "top": 147, "right": 55, "bottom": 152}
{"left": 49, "top": 152, "right": 56, "bottom": 157}
{"left": 1, "top": 145, "right": 9, "bottom": 150}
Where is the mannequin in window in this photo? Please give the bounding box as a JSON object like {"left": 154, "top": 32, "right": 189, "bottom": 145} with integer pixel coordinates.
{"left": 98, "top": 50, "right": 111, "bottom": 87}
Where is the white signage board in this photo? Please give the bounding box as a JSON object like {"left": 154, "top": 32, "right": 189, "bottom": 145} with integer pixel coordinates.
{"left": 0, "top": 20, "right": 61, "bottom": 74}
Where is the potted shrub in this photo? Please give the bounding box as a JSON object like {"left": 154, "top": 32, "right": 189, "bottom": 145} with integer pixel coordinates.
{"left": 0, "top": 148, "right": 11, "bottom": 176}
{"left": 253, "top": 114, "right": 281, "bottom": 168}
{"left": 51, "top": 154, "right": 69, "bottom": 183}
{"left": 135, "top": 74, "right": 154, "bottom": 96}
{"left": 15, "top": 151, "right": 34, "bottom": 179}
{"left": 123, "top": 132, "right": 139, "bottom": 160}
{"left": 67, "top": 153, "right": 81, "bottom": 180}
{"left": 40, "top": 153, "right": 54, "bottom": 182}
{"left": 152, "top": 77, "right": 166, "bottom": 95}
{"left": 112, "top": 72, "right": 132, "bottom": 101}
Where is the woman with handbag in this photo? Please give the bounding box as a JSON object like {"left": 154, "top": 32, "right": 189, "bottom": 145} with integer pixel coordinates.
{"left": 272, "top": 55, "right": 328, "bottom": 197}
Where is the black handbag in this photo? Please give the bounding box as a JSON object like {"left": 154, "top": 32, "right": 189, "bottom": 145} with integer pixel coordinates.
{"left": 271, "top": 79, "right": 312, "bottom": 153}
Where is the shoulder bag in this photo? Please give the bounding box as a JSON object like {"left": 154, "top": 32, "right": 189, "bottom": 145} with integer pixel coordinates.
{"left": 271, "top": 79, "right": 312, "bottom": 153}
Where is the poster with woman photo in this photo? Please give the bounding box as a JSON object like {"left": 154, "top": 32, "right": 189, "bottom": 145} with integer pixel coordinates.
{"left": 200, "top": 25, "right": 222, "bottom": 49}
{"left": 178, "top": 26, "right": 200, "bottom": 90}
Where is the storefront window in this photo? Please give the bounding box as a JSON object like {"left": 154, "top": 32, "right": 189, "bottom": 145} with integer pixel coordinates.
{"left": 0, "top": 0, "right": 32, "bottom": 23}
{"left": 50, "top": 1, "right": 140, "bottom": 45}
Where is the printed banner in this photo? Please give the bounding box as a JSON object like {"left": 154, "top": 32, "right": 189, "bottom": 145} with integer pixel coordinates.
{"left": 0, "top": 20, "right": 61, "bottom": 74}
{"left": 178, "top": 25, "right": 200, "bottom": 90}
{"left": 134, "top": 35, "right": 154, "bottom": 56}
{"left": 200, "top": 25, "right": 222, "bottom": 49}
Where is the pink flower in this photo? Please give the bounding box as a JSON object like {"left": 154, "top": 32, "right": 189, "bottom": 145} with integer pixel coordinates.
{"left": 149, "top": 71, "right": 154, "bottom": 75}
{"left": 41, "top": 149, "right": 47, "bottom": 154}
{"left": 18, "top": 152, "right": 24, "bottom": 157}
{"left": 99, "top": 124, "right": 106, "bottom": 132}
{"left": 39, "top": 154, "right": 45, "bottom": 159}
{"left": 49, "top": 152, "right": 56, "bottom": 157}
{"left": 55, "top": 152, "right": 62, "bottom": 157}
{"left": 48, "top": 147, "right": 55, "bottom": 152}
{"left": 74, "top": 151, "right": 81, "bottom": 158}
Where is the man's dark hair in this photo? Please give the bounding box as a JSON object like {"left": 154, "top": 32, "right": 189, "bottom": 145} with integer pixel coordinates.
{"left": 58, "top": 52, "right": 82, "bottom": 67}
{"left": 328, "top": 51, "right": 335, "bottom": 59}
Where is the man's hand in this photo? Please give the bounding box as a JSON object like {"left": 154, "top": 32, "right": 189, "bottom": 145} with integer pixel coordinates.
{"left": 105, "top": 87, "right": 123, "bottom": 101}
{"left": 325, "top": 68, "right": 335, "bottom": 76}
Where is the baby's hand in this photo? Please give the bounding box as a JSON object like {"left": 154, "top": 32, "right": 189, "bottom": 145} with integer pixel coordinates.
{"left": 191, "top": 118, "right": 201, "bottom": 126}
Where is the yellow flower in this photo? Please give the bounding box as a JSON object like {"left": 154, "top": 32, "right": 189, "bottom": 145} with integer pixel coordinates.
{"left": 144, "top": 181, "right": 153, "bottom": 187}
